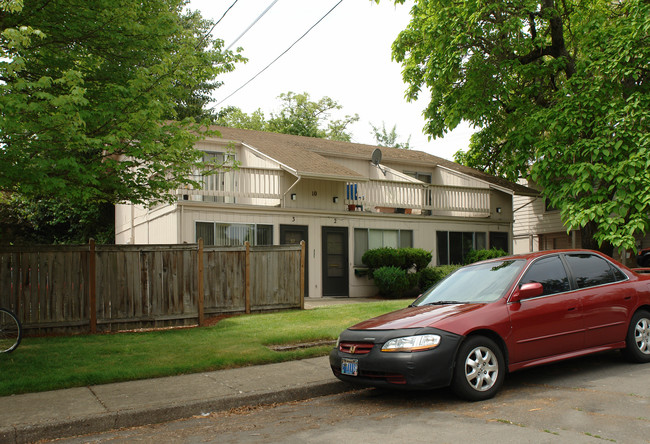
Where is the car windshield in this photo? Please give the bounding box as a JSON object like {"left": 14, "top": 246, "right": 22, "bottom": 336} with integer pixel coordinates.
{"left": 413, "top": 259, "right": 526, "bottom": 306}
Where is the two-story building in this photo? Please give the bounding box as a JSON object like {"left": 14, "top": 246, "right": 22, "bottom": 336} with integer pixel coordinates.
{"left": 513, "top": 179, "right": 649, "bottom": 267}
{"left": 115, "top": 126, "right": 537, "bottom": 298}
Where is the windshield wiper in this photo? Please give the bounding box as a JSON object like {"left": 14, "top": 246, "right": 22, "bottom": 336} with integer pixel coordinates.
{"left": 422, "top": 300, "right": 464, "bottom": 306}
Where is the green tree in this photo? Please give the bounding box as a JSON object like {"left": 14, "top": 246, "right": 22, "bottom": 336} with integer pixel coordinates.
{"left": 386, "top": 0, "right": 650, "bottom": 253}
{"left": 371, "top": 122, "right": 411, "bottom": 149}
{"left": 217, "top": 92, "right": 359, "bottom": 141}
{"left": 0, "top": 0, "right": 243, "bottom": 243}
{"left": 216, "top": 106, "right": 268, "bottom": 131}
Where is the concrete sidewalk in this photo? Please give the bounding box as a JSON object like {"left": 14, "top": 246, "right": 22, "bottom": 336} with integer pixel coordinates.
{"left": 0, "top": 356, "right": 349, "bottom": 443}
{"left": 0, "top": 297, "right": 384, "bottom": 443}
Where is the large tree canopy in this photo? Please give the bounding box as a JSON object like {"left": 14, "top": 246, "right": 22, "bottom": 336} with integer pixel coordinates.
{"left": 0, "top": 0, "right": 242, "bottom": 211}
{"left": 387, "top": 0, "right": 649, "bottom": 252}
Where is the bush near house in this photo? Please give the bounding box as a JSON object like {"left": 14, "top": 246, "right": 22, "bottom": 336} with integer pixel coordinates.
{"left": 463, "top": 248, "right": 508, "bottom": 265}
{"left": 418, "top": 264, "right": 462, "bottom": 290}
{"left": 362, "top": 247, "right": 432, "bottom": 298}
{"left": 362, "top": 247, "right": 432, "bottom": 273}
{"left": 365, "top": 248, "right": 508, "bottom": 298}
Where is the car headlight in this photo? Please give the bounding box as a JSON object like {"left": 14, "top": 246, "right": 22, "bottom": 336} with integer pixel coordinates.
{"left": 381, "top": 334, "right": 441, "bottom": 352}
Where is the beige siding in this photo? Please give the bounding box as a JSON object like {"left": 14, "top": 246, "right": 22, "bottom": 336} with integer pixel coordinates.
{"left": 433, "top": 167, "right": 489, "bottom": 188}
{"left": 282, "top": 178, "right": 349, "bottom": 212}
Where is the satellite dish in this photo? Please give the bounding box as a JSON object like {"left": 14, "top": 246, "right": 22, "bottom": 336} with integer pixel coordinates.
{"left": 371, "top": 148, "right": 382, "bottom": 165}
{"left": 371, "top": 148, "right": 386, "bottom": 176}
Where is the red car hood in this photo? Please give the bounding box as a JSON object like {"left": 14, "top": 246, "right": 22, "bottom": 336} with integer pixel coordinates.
{"left": 349, "top": 303, "right": 486, "bottom": 331}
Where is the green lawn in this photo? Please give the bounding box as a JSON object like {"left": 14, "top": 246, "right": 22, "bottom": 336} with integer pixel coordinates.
{"left": 0, "top": 300, "right": 410, "bottom": 397}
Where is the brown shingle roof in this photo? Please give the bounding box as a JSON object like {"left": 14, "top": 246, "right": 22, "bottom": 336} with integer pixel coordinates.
{"left": 212, "top": 126, "right": 538, "bottom": 196}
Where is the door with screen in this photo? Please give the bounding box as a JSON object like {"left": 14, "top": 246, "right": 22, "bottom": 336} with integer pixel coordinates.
{"left": 322, "top": 227, "right": 349, "bottom": 297}
{"left": 280, "top": 225, "right": 308, "bottom": 297}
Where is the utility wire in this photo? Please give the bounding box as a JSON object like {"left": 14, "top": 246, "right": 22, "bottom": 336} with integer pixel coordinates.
{"left": 226, "top": 0, "right": 280, "bottom": 51}
{"left": 196, "top": 0, "right": 239, "bottom": 48}
{"left": 215, "top": 0, "right": 345, "bottom": 107}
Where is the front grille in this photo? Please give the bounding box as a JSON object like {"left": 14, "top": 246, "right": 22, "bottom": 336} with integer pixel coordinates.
{"left": 339, "top": 342, "right": 374, "bottom": 355}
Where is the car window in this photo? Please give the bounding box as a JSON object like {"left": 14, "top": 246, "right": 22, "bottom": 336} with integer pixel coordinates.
{"left": 413, "top": 259, "right": 526, "bottom": 305}
{"left": 519, "top": 255, "right": 570, "bottom": 296}
{"left": 564, "top": 253, "right": 623, "bottom": 288}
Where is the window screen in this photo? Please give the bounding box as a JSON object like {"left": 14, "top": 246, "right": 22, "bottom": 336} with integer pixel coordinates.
{"left": 196, "top": 222, "right": 215, "bottom": 245}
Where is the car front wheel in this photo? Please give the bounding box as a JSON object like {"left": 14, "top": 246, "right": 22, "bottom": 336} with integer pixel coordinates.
{"left": 623, "top": 310, "right": 650, "bottom": 363}
{"left": 451, "top": 335, "right": 504, "bottom": 401}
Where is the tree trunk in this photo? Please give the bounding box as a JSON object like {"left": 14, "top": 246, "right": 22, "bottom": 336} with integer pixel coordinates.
{"left": 580, "top": 221, "right": 613, "bottom": 257}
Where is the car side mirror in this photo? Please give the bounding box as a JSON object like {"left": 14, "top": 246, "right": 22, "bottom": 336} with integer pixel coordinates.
{"left": 510, "top": 282, "right": 544, "bottom": 303}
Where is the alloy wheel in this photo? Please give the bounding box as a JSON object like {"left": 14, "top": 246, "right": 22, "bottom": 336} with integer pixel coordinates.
{"left": 464, "top": 346, "right": 499, "bottom": 392}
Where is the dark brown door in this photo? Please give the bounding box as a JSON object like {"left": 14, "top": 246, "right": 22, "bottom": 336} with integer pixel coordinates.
{"left": 280, "top": 225, "right": 308, "bottom": 297}
{"left": 322, "top": 227, "right": 349, "bottom": 297}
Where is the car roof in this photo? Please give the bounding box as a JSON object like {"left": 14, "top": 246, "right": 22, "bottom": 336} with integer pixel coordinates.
{"left": 480, "top": 249, "right": 609, "bottom": 264}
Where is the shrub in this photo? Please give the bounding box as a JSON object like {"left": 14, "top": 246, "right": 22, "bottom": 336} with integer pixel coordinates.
{"left": 362, "top": 248, "right": 405, "bottom": 270}
{"left": 362, "top": 247, "right": 432, "bottom": 272}
{"left": 464, "top": 248, "right": 508, "bottom": 265}
{"left": 372, "top": 266, "right": 410, "bottom": 298}
{"left": 402, "top": 248, "right": 432, "bottom": 271}
{"left": 418, "top": 264, "right": 462, "bottom": 290}
{"left": 361, "top": 247, "right": 433, "bottom": 298}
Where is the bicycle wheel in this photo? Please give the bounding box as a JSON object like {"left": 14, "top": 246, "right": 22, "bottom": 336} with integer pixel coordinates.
{"left": 0, "top": 308, "right": 22, "bottom": 353}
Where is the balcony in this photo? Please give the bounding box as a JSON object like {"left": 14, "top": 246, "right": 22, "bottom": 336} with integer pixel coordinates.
{"left": 178, "top": 167, "right": 491, "bottom": 217}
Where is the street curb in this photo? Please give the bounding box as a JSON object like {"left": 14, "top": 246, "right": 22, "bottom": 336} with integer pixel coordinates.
{"left": 1, "top": 380, "right": 352, "bottom": 444}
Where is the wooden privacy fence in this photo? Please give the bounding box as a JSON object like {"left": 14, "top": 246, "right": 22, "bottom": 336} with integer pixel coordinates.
{"left": 0, "top": 240, "right": 305, "bottom": 335}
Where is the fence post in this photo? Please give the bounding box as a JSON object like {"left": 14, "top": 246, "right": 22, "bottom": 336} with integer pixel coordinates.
{"left": 89, "top": 239, "right": 97, "bottom": 334}
{"left": 197, "top": 238, "right": 204, "bottom": 327}
{"left": 245, "top": 241, "right": 251, "bottom": 314}
{"left": 300, "top": 240, "right": 305, "bottom": 309}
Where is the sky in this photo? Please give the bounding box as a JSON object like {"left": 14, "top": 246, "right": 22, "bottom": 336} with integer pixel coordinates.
{"left": 187, "top": 0, "right": 474, "bottom": 160}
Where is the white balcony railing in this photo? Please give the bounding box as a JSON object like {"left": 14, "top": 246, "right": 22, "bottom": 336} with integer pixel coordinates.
{"left": 345, "top": 181, "right": 490, "bottom": 216}
{"left": 178, "top": 168, "right": 491, "bottom": 217}
{"left": 180, "top": 167, "right": 283, "bottom": 200}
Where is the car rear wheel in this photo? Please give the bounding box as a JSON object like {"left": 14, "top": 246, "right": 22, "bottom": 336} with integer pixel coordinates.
{"left": 623, "top": 310, "right": 650, "bottom": 363}
{"left": 451, "top": 336, "right": 504, "bottom": 401}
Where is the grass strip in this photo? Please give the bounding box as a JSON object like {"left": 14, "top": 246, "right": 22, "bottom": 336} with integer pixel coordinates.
{"left": 0, "top": 299, "right": 409, "bottom": 396}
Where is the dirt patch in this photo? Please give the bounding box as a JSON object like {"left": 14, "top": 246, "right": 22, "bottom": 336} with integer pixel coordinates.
{"left": 268, "top": 339, "right": 336, "bottom": 352}
{"left": 202, "top": 314, "right": 240, "bottom": 327}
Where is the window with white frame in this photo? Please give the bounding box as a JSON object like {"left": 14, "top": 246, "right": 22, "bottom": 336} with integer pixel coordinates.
{"left": 354, "top": 228, "right": 413, "bottom": 265}
{"left": 196, "top": 222, "right": 272, "bottom": 246}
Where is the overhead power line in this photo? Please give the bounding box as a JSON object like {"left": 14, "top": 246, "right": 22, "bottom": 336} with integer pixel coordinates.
{"left": 226, "top": 0, "right": 280, "bottom": 51}
{"left": 196, "top": 0, "right": 239, "bottom": 48}
{"left": 215, "top": 0, "right": 345, "bottom": 107}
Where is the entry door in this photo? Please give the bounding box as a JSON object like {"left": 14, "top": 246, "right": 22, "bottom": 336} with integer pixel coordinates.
{"left": 280, "top": 225, "right": 308, "bottom": 297}
{"left": 322, "top": 227, "right": 349, "bottom": 297}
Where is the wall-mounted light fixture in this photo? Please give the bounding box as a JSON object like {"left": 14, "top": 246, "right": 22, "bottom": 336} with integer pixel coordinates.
{"left": 291, "top": 193, "right": 297, "bottom": 201}
{"left": 496, "top": 207, "right": 502, "bottom": 213}
{"left": 333, "top": 197, "right": 339, "bottom": 203}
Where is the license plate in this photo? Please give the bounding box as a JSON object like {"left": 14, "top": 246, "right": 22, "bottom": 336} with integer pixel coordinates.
{"left": 341, "top": 358, "right": 358, "bottom": 376}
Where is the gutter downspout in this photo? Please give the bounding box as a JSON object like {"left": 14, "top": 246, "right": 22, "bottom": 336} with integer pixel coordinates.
{"left": 282, "top": 176, "right": 302, "bottom": 208}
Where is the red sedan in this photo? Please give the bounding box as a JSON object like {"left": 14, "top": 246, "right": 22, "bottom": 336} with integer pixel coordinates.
{"left": 330, "top": 250, "right": 650, "bottom": 401}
